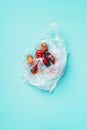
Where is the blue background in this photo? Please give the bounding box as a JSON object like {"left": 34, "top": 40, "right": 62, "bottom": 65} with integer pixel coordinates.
{"left": 0, "top": 0, "right": 87, "bottom": 130}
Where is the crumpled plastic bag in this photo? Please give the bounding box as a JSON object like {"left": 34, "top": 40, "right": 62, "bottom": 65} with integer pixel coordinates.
{"left": 22, "top": 23, "right": 67, "bottom": 93}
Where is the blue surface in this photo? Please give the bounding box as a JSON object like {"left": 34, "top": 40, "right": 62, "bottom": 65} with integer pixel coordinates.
{"left": 0, "top": 0, "right": 87, "bottom": 130}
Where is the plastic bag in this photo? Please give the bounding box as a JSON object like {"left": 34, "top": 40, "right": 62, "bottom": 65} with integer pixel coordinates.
{"left": 22, "top": 23, "right": 67, "bottom": 93}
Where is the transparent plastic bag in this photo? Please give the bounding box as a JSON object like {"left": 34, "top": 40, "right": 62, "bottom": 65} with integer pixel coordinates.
{"left": 22, "top": 23, "right": 67, "bottom": 93}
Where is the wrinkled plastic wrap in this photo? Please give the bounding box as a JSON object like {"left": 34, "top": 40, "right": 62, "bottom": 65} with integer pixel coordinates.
{"left": 22, "top": 23, "right": 67, "bottom": 93}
